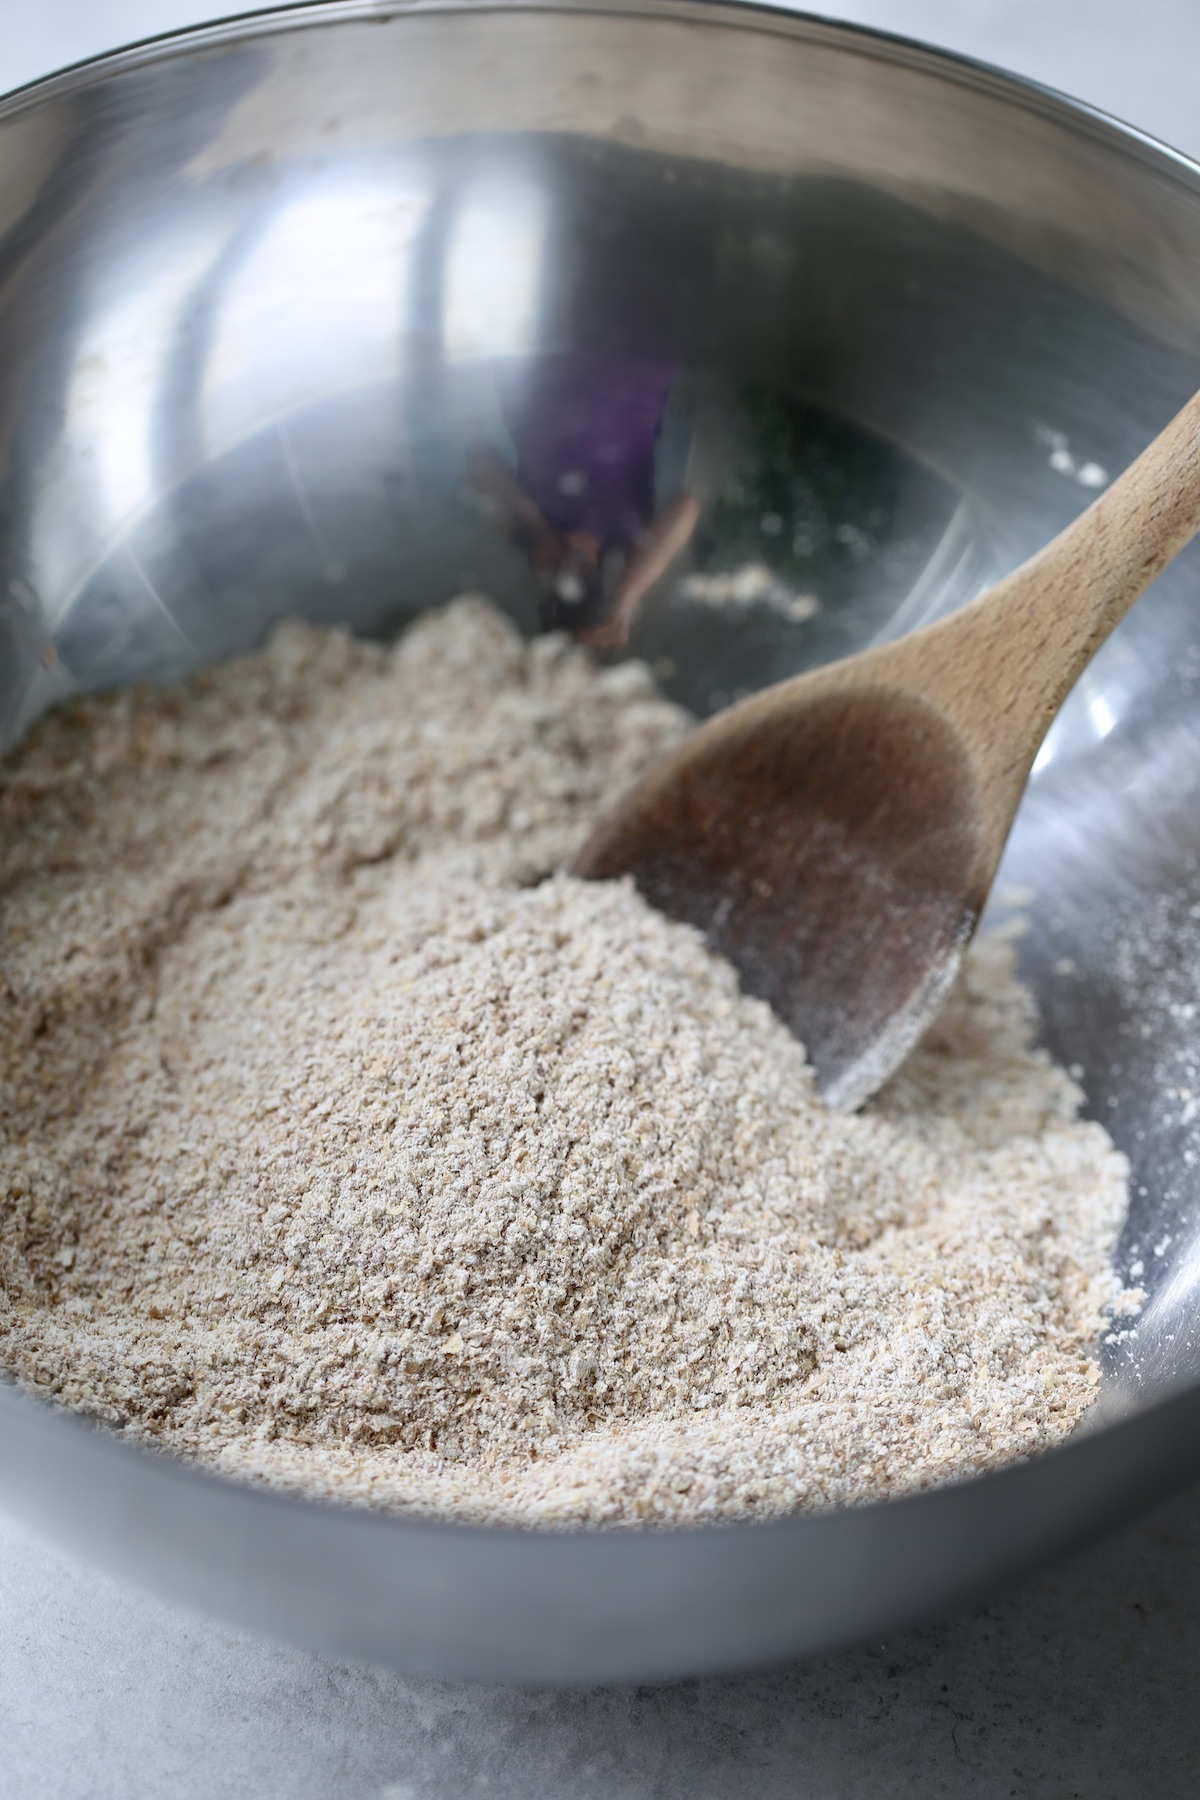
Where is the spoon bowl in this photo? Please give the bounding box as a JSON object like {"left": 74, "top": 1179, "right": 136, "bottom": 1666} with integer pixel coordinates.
{"left": 578, "top": 682, "right": 979, "bottom": 1107}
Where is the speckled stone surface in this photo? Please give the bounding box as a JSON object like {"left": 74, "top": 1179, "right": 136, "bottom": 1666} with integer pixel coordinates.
{"left": 3, "top": 5, "right": 1200, "bottom": 1797}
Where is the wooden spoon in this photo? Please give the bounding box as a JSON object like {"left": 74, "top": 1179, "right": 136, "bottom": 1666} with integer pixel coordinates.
{"left": 574, "top": 389, "right": 1200, "bottom": 1110}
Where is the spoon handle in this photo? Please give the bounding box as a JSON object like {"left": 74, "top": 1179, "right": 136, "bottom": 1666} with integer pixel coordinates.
{"left": 881, "top": 385, "right": 1200, "bottom": 863}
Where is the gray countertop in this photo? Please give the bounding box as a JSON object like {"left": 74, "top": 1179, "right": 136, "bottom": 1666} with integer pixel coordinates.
{"left": 4, "top": 5, "right": 1200, "bottom": 1797}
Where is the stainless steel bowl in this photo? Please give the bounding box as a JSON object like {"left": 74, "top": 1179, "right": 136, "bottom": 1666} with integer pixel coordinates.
{"left": 3, "top": 0, "right": 1200, "bottom": 1684}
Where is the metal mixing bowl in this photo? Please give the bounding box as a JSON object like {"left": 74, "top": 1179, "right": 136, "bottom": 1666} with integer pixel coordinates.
{"left": 3, "top": 0, "right": 1200, "bottom": 1684}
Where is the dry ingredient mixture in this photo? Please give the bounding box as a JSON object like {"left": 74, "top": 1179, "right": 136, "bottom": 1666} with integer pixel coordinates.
{"left": 0, "top": 597, "right": 1136, "bottom": 1526}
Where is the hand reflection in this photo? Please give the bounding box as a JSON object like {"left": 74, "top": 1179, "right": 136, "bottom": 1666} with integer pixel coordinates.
{"left": 466, "top": 355, "right": 699, "bottom": 646}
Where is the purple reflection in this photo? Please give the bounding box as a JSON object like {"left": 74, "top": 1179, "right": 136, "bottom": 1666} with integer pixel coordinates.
{"left": 468, "top": 354, "right": 698, "bottom": 645}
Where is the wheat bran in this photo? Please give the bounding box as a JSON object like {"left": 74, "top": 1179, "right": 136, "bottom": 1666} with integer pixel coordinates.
{"left": 0, "top": 597, "right": 1133, "bottom": 1525}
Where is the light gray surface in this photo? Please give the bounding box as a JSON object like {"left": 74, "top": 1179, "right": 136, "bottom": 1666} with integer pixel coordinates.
{"left": 4, "top": 0, "right": 1200, "bottom": 1793}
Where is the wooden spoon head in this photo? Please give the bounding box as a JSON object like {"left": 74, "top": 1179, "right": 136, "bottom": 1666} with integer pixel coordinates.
{"left": 574, "top": 683, "right": 985, "bottom": 1109}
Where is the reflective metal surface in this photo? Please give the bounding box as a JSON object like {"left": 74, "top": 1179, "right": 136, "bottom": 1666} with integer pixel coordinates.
{"left": 2, "top": 0, "right": 1200, "bottom": 1682}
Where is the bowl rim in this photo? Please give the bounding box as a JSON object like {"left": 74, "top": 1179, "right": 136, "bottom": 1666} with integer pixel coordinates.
{"left": 0, "top": 0, "right": 1199, "bottom": 197}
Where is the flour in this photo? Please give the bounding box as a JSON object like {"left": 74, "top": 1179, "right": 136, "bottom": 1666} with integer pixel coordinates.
{"left": 0, "top": 597, "right": 1133, "bottom": 1525}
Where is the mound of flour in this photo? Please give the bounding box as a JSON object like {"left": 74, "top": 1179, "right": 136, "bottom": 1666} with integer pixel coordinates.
{"left": 0, "top": 598, "right": 1133, "bottom": 1525}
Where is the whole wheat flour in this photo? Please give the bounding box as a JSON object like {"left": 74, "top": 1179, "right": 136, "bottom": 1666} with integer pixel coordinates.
{"left": 0, "top": 597, "right": 1134, "bottom": 1526}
